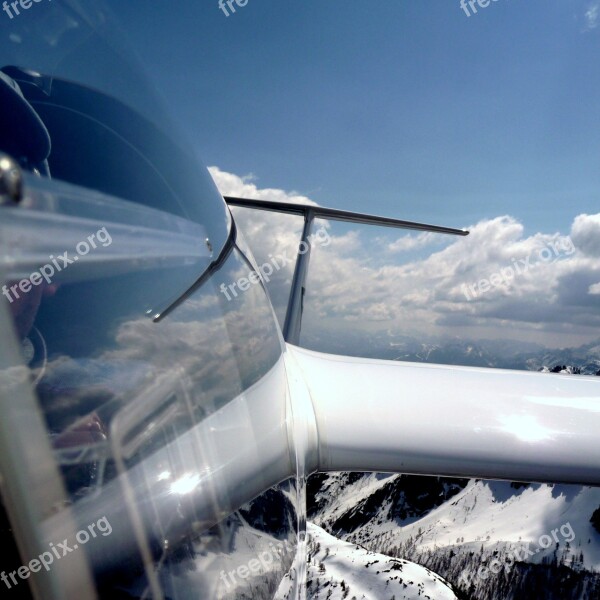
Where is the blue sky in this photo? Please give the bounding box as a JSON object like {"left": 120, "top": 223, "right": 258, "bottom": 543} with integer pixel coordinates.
{"left": 114, "top": 0, "right": 600, "bottom": 236}
{"left": 95, "top": 1, "right": 600, "bottom": 349}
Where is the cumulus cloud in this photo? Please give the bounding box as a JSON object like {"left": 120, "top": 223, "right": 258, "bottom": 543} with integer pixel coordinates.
{"left": 210, "top": 167, "right": 600, "bottom": 348}
{"left": 209, "top": 166, "right": 317, "bottom": 206}
{"left": 208, "top": 167, "right": 329, "bottom": 326}
{"left": 388, "top": 232, "right": 439, "bottom": 253}
{"left": 571, "top": 213, "right": 600, "bottom": 257}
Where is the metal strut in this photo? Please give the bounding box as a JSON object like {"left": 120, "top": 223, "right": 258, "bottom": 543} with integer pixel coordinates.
{"left": 224, "top": 196, "right": 469, "bottom": 344}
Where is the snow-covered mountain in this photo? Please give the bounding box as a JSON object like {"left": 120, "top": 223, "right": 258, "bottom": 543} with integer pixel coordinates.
{"left": 304, "top": 523, "right": 459, "bottom": 600}
{"left": 302, "top": 340, "right": 600, "bottom": 598}
{"left": 308, "top": 474, "right": 600, "bottom": 599}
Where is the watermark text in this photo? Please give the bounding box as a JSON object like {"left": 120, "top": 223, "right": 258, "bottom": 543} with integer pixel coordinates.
{"left": 220, "top": 226, "right": 330, "bottom": 302}
{"left": 2, "top": 0, "right": 52, "bottom": 20}
{"left": 1, "top": 516, "right": 113, "bottom": 590}
{"left": 458, "top": 521, "right": 575, "bottom": 587}
{"left": 218, "top": 0, "right": 249, "bottom": 18}
{"left": 219, "top": 538, "right": 295, "bottom": 590}
{"left": 2, "top": 226, "right": 112, "bottom": 304}
{"left": 462, "top": 236, "right": 575, "bottom": 301}
{"left": 460, "top": 0, "right": 502, "bottom": 18}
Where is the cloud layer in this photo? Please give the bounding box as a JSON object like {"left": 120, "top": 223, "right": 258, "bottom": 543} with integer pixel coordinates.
{"left": 211, "top": 167, "right": 600, "bottom": 348}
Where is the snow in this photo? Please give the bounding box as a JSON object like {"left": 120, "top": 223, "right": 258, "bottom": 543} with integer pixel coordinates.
{"left": 311, "top": 473, "right": 397, "bottom": 526}
{"left": 343, "top": 480, "right": 600, "bottom": 572}
{"left": 306, "top": 522, "right": 458, "bottom": 600}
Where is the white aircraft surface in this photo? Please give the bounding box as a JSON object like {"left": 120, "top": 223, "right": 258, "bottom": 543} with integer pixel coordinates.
{"left": 0, "top": 2, "right": 598, "bottom": 599}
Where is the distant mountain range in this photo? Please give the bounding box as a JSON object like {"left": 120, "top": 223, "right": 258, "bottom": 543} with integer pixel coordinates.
{"left": 394, "top": 339, "right": 600, "bottom": 375}
{"left": 304, "top": 332, "right": 600, "bottom": 375}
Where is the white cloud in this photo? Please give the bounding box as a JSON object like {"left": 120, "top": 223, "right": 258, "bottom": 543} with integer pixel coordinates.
{"left": 210, "top": 167, "right": 600, "bottom": 347}
{"left": 584, "top": 2, "right": 599, "bottom": 30}
{"left": 208, "top": 166, "right": 328, "bottom": 326}
{"left": 590, "top": 282, "right": 600, "bottom": 295}
{"left": 388, "top": 231, "right": 439, "bottom": 253}
{"left": 208, "top": 166, "right": 317, "bottom": 206}
{"left": 571, "top": 213, "right": 600, "bottom": 256}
